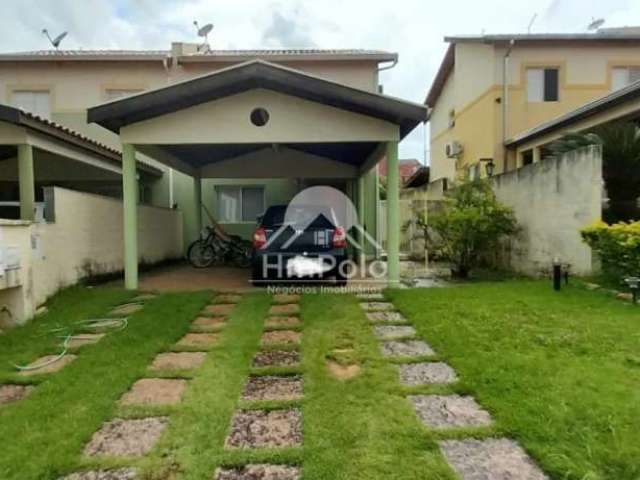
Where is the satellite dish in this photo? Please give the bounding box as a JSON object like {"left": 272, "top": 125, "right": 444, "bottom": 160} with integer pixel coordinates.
{"left": 193, "top": 21, "right": 213, "bottom": 53}
{"left": 42, "top": 29, "right": 68, "bottom": 49}
{"left": 588, "top": 18, "right": 605, "bottom": 31}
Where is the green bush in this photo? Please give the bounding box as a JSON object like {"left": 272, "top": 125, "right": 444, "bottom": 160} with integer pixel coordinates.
{"left": 581, "top": 221, "right": 640, "bottom": 278}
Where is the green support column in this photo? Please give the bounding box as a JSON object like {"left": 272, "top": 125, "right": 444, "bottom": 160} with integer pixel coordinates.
{"left": 17, "top": 144, "right": 35, "bottom": 221}
{"left": 386, "top": 141, "right": 400, "bottom": 287}
{"left": 357, "top": 174, "right": 366, "bottom": 263}
{"left": 122, "top": 143, "right": 138, "bottom": 290}
{"left": 194, "top": 173, "right": 202, "bottom": 235}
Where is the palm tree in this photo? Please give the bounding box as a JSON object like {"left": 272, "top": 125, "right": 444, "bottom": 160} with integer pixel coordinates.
{"left": 549, "top": 121, "right": 640, "bottom": 223}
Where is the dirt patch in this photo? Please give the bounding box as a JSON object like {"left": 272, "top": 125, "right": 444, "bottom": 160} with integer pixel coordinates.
{"left": 399, "top": 362, "right": 458, "bottom": 385}
{"left": 82, "top": 319, "right": 124, "bottom": 332}
{"left": 381, "top": 340, "right": 435, "bottom": 358}
{"left": 0, "top": 384, "right": 35, "bottom": 405}
{"left": 119, "top": 378, "right": 188, "bottom": 406}
{"left": 252, "top": 350, "right": 300, "bottom": 368}
{"left": 216, "top": 294, "right": 243, "bottom": 304}
{"left": 176, "top": 333, "right": 219, "bottom": 349}
{"left": 192, "top": 316, "right": 227, "bottom": 331}
{"left": 265, "top": 316, "right": 301, "bottom": 329}
{"left": 225, "top": 409, "right": 302, "bottom": 449}
{"left": 242, "top": 376, "right": 303, "bottom": 401}
{"left": 366, "top": 311, "right": 407, "bottom": 323}
{"left": 215, "top": 464, "right": 300, "bottom": 480}
{"left": 356, "top": 292, "right": 384, "bottom": 300}
{"left": 273, "top": 294, "right": 301, "bottom": 304}
{"left": 84, "top": 417, "right": 168, "bottom": 457}
{"left": 360, "top": 302, "right": 394, "bottom": 311}
{"left": 110, "top": 303, "right": 143, "bottom": 316}
{"left": 410, "top": 395, "right": 492, "bottom": 429}
{"left": 150, "top": 352, "right": 206, "bottom": 371}
{"left": 59, "top": 468, "right": 137, "bottom": 480}
{"left": 261, "top": 330, "right": 302, "bottom": 346}
{"left": 326, "top": 360, "right": 361, "bottom": 381}
{"left": 205, "top": 304, "right": 235, "bottom": 316}
{"left": 18, "top": 354, "right": 77, "bottom": 376}
{"left": 440, "top": 438, "right": 548, "bottom": 480}
{"left": 269, "top": 304, "right": 300, "bottom": 315}
{"left": 132, "top": 293, "right": 157, "bottom": 302}
{"left": 373, "top": 326, "right": 416, "bottom": 341}
{"left": 65, "top": 334, "right": 105, "bottom": 349}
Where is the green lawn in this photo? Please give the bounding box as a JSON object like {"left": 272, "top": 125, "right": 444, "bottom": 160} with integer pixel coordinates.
{"left": 0, "top": 281, "right": 637, "bottom": 480}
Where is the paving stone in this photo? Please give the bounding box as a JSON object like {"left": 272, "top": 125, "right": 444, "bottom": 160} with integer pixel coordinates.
{"left": 356, "top": 292, "right": 384, "bottom": 300}
{"left": 216, "top": 294, "right": 243, "bottom": 304}
{"left": 252, "top": 350, "right": 300, "bottom": 368}
{"left": 119, "top": 378, "right": 187, "bottom": 406}
{"left": 242, "top": 375, "right": 303, "bottom": 401}
{"left": 360, "top": 302, "right": 394, "bottom": 311}
{"left": 373, "top": 325, "right": 416, "bottom": 341}
{"left": 59, "top": 468, "right": 137, "bottom": 480}
{"left": 410, "top": 395, "right": 492, "bottom": 429}
{"left": 269, "top": 304, "right": 300, "bottom": 315}
{"left": 82, "top": 319, "right": 125, "bottom": 332}
{"left": 0, "top": 384, "right": 35, "bottom": 405}
{"left": 273, "top": 294, "right": 301, "bottom": 304}
{"left": 110, "top": 303, "right": 143, "bottom": 316}
{"left": 366, "top": 311, "right": 407, "bottom": 323}
{"left": 265, "top": 316, "right": 301, "bottom": 329}
{"left": 150, "top": 352, "right": 206, "bottom": 371}
{"left": 381, "top": 340, "right": 435, "bottom": 358}
{"left": 192, "top": 316, "right": 227, "bottom": 331}
{"left": 18, "top": 354, "right": 77, "bottom": 376}
{"left": 261, "top": 330, "right": 302, "bottom": 346}
{"left": 225, "top": 409, "right": 302, "bottom": 449}
{"left": 215, "top": 464, "right": 300, "bottom": 480}
{"left": 205, "top": 304, "right": 236, "bottom": 316}
{"left": 399, "top": 362, "right": 458, "bottom": 385}
{"left": 440, "top": 438, "right": 548, "bottom": 480}
{"left": 84, "top": 417, "right": 168, "bottom": 457}
{"left": 176, "top": 333, "right": 219, "bottom": 348}
{"left": 65, "top": 334, "right": 105, "bottom": 349}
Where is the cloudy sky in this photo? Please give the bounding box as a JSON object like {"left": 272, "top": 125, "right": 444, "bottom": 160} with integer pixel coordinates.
{"left": 3, "top": 0, "right": 640, "bottom": 162}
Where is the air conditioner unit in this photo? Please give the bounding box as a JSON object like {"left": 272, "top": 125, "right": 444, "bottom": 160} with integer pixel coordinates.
{"left": 445, "top": 141, "right": 463, "bottom": 158}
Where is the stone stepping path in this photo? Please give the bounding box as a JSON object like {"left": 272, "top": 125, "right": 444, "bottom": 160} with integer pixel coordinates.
{"left": 64, "top": 333, "right": 105, "bottom": 349}
{"left": 360, "top": 302, "right": 395, "bottom": 311}
{"left": 355, "top": 292, "right": 384, "bottom": 300}
{"left": 242, "top": 375, "right": 303, "bottom": 401}
{"left": 119, "top": 378, "right": 187, "bottom": 406}
{"left": 60, "top": 468, "right": 137, "bottom": 480}
{"left": 252, "top": 350, "right": 300, "bottom": 368}
{"left": 0, "top": 384, "right": 35, "bottom": 405}
{"left": 216, "top": 294, "right": 243, "bottom": 304}
{"left": 440, "top": 438, "right": 549, "bottom": 480}
{"left": 204, "top": 304, "right": 236, "bottom": 316}
{"left": 109, "top": 303, "right": 144, "bottom": 316}
{"left": 261, "top": 330, "right": 302, "bottom": 346}
{"left": 215, "top": 464, "right": 300, "bottom": 480}
{"left": 18, "top": 354, "right": 77, "bottom": 376}
{"left": 265, "top": 316, "right": 301, "bottom": 329}
{"left": 191, "top": 316, "right": 227, "bottom": 331}
{"left": 225, "top": 408, "right": 303, "bottom": 449}
{"left": 269, "top": 304, "right": 300, "bottom": 315}
{"left": 366, "top": 311, "right": 408, "bottom": 323}
{"left": 410, "top": 395, "right": 492, "bottom": 429}
{"left": 150, "top": 352, "right": 206, "bottom": 371}
{"left": 83, "top": 417, "right": 168, "bottom": 457}
{"left": 373, "top": 325, "right": 416, "bottom": 341}
{"left": 176, "top": 332, "right": 219, "bottom": 349}
{"left": 273, "top": 293, "right": 301, "bottom": 304}
{"left": 398, "top": 362, "right": 458, "bottom": 385}
{"left": 381, "top": 340, "right": 435, "bottom": 358}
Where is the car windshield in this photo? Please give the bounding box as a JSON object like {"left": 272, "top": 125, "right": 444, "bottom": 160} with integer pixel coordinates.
{"left": 262, "top": 205, "right": 336, "bottom": 228}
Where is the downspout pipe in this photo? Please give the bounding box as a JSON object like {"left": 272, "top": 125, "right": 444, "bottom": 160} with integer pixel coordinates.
{"left": 502, "top": 39, "right": 515, "bottom": 170}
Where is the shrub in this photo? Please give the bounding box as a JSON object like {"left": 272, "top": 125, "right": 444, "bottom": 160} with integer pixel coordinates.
{"left": 425, "top": 180, "right": 518, "bottom": 278}
{"left": 581, "top": 221, "right": 640, "bottom": 278}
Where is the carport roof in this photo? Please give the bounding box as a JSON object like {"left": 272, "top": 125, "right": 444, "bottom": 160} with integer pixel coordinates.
{"left": 88, "top": 59, "right": 428, "bottom": 138}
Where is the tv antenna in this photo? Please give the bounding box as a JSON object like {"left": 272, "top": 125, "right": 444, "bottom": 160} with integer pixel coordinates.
{"left": 193, "top": 21, "right": 213, "bottom": 52}
{"left": 527, "top": 13, "right": 537, "bottom": 34}
{"left": 588, "top": 17, "right": 605, "bottom": 31}
{"left": 42, "top": 29, "right": 68, "bottom": 50}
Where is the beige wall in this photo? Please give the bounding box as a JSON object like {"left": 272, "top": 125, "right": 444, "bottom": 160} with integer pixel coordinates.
{"left": 491, "top": 145, "right": 602, "bottom": 276}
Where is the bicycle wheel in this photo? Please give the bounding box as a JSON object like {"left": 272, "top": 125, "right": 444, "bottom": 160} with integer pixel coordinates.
{"left": 232, "top": 244, "right": 252, "bottom": 268}
{"left": 187, "top": 240, "right": 216, "bottom": 268}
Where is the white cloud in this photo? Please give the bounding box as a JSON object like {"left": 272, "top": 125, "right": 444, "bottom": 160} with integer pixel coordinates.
{"left": 2, "top": 0, "right": 640, "bottom": 161}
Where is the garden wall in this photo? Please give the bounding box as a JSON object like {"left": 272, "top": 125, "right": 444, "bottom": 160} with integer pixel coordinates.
{"left": 491, "top": 145, "right": 602, "bottom": 276}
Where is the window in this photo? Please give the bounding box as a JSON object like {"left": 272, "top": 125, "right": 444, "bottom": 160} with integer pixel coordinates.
{"left": 11, "top": 90, "right": 51, "bottom": 119}
{"left": 216, "top": 186, "right": 265, "bottom": 223}
{"left": 527, "top": 68, "right": 559, "bottom": 102}
{"left": 105, "top": 89, "right": 143, "bottom": 101}
{"left": 611, "top": 67, "right": 640, "bottom": 92}
{"left": 521, "top": 150, "right": 534, "bottom": 166}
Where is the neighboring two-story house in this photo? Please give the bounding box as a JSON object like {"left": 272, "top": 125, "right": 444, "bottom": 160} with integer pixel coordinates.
{"left": 425, "top": 28, "right": 640, "bottom": 182}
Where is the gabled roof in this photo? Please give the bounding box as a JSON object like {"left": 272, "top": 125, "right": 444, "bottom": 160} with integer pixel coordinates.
{"left": 88, "top": 59, "right": 427, "bottom": 138}
{"left": 0, "top": 104, "right": 162, "bottom": 176}
{"left": 505, "top": 79, "right": 640, "bottom": 147}
{"left": 424, "top": 44, "right": 454, "bottom": 109}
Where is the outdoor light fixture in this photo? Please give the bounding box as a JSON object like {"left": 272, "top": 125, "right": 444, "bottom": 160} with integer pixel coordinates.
{"left": 624, "top": 277, "right": 640, "bottom": 304}
{"left": 480, "top": 158, "right": 495, "bottom": 177}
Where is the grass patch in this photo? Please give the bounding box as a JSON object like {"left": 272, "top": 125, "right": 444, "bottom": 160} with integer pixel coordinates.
{"left": 389, "top": 280, "right": 640, "bottom": 480}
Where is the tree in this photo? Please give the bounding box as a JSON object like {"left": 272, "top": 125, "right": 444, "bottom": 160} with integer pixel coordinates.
{"left": 549, "top": 121, "right": 640, "bottom": 223}
{"left": 425, "top": 180, "right": 518, "bottom": 278}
